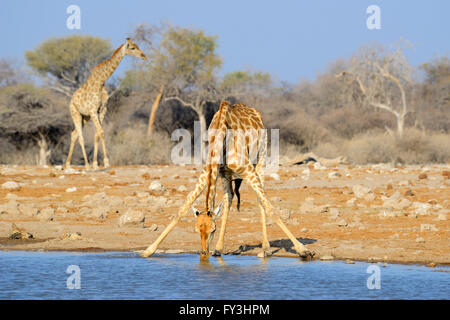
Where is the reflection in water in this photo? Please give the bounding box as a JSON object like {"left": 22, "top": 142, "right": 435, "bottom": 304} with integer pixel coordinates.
{"left": 0, "top": 251, "right": 448, "bottom": 299}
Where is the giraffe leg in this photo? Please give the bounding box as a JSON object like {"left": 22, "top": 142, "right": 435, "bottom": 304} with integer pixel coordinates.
{"left": 255, "top": 163, "right": 270, "bottom": 256}
{"left": 243, "top": 170, "right": 314, "bottom": 259}
{"left": 141, "top": 169, "right": 209, "bottom": 257}
{"left": 90, "top": 112, "right": 109, "bottom": 169}
{"left": 93, "top": 88, "right": 108, "bottom": 170}
{"left": 93, "top": 133, "right": 99, "bottom": 170}
{"left": 68, "top": 112, "right": 89, "bottom": 170}
{"left": 213, "top": 178, "right": 233, "bottom": 256}
{"left": 65, "top": 129, "right": 78, "bottom": 169}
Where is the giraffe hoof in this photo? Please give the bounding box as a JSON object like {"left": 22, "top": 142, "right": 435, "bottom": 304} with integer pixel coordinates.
{"left": 212, "top": 250, "right": 222, "bottom": 257}
{"left": 92, "top": 163, "right": 99, "bottom": 170}
{"left": 257, "top": 250, "right": 272, "bottom": 258}
{"left": 297, "top": 249, "right": 315, "bottom": 260}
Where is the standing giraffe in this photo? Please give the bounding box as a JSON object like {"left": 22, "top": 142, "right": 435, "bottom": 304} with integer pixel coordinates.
{"left": 65, "top": 38, "right": 146, "bottom": 170}
{"left": 141, "top": 101, "right": 314, "bottom": 260}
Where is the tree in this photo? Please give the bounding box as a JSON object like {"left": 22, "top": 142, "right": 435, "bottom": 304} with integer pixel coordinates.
{"left": 336, "top": 42, "right": 414, "bottom": 138}
{"left": 220, "top": 69, "right": 273, "bottom": 106}
{"left": 25, "top": 35, "right": 112, "bottom": 97}
{"left": 129, "top": 25, "right": 222, "bottom": 155}
{"left": 0, "top": 58, "right": 27, "bottom": 87}
{"left": 421, "top": 56, "right": 450, "bottom": 110}
{"left": 0, "top": 84, "right": 71, "bottom": 165}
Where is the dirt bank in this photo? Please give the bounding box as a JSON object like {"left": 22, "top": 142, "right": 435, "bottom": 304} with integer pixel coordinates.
{"left": 0, "top": 164, "right": 449, "bottom": 266}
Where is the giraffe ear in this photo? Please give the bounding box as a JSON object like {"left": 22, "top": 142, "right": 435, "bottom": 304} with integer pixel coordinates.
{"left": 213, "top": 202, "right": 223, "bottom": 220}
{"left": 192, "top": 206, "right": 200, "bottom": 216}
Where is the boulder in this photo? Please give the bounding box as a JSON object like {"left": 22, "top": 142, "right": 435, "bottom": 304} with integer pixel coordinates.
{"left": 38, "top": 207, "right": 54, "bottom": 221}
{"left": 352, "top": 185, "right": 372, "bottom": 198}
{"left": 149, "top": 181, "right": 163, "bottom": 191}
{"left": 1, "top": 181, "right": 21, "bottom": 191}
{"left": 119, "top": 209, "right": 145, "bottom": 227}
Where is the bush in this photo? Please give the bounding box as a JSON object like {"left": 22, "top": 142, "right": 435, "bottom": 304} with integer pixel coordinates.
{"left": 311, "top": 128, "right": 450, "bottom": 164}
{"left": 106, "top": 124, "right": 172, "bottom": 165}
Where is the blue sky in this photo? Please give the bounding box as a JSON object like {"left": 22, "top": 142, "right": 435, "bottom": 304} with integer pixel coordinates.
{"left": 0, "top": 0, "right": 448, "bottom": 83}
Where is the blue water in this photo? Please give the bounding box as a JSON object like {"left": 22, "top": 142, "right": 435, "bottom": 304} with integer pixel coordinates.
{"left": 0, "top": 251, "right": 448, "bottom": 299}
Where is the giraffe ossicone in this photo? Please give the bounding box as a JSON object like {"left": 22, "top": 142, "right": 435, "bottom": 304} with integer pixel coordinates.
{"left": 141, "top": 101, "right": 314, "bottom": 261}
{"left": 65, "top": 38, "right": 146, "bottom": 170}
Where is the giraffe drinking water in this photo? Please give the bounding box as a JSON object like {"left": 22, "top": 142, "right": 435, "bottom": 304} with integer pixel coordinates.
{"left": 141, "top": 101, "right": 314, "bottom": 261}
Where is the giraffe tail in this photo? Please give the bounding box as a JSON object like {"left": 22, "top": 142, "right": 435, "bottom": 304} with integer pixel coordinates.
{"left": 234, "top": 179, "right": 243, "bottom": 211}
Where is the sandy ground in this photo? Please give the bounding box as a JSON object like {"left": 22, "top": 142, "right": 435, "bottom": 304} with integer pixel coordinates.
{"left": 0, "top": 163, "right": 449, "bottom": 266}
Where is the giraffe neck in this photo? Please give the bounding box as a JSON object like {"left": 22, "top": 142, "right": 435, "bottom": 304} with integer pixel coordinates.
{"left": 205, "top": 101, "right": 230, "bottom": 212}
{"left": 89, "top": 44, "right": 126, "bottom": 87}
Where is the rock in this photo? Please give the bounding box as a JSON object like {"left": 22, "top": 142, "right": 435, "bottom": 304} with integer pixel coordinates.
{"left": 426, "top": 262, "right": 436, "bottom": 268}
{"left": 18, "top": 203, "right": 39, "bottom": 217}
{"left": 382, "top": 198, "right": 411, "bottom": 210}
{"left": 78, "top": 207, "right": 91, "bottom": 216}
{"left": 177, "top": 185, "right": 187, "bottom": 192}
{"left": 148, "top": 224, "right": 158, "bottom": 231}
{"left": 352, "top": 185, "right": 372, "bottom": 198}
{"left": 300, "top": 198, "right": 316, "bottom": 213}
{"left": 328, "top": 172, "right": 340, "bottom": 178}
{"left": 442, "top": 171, "right": 450, "bottom": 179}
{"left": 91, "top": 207, "right": 108, "bottom": 219}
{"left": 135, "top": 191, "right": 148, "bottom": 198}
{"left": 418, "top": 173, "right": 428, "bottom": 180}
{"left": 56, "top": 207, "right": 69, "bottom": 216}
{"left": 368, "top": 257, "right": 382, "bottom": 263}
{"left": 270, "top": 196, "right": 282, "bottom": 202}
{"left": 415, "top": 237, "right": 425, "bottom": 243}
{"left": 320, "top": 255, "right": 334, "bottom": 261}
{"left": 346, "top": 198, "right": 357, "bottom": 206}
{"left": 1, "top": 181, "right": 21, "bottom": 191}
{"left": 119, "top": 209, "right": 145, "bottom": 227}
{"left": 62, "top": 232, "right": 82, "bottom": 240}
{"left": 38, "top": 207, "right": 54, "bottom": 221}
{"left": 420, "top": 224, "right": 438, "bottom": 232}
{"left": 364, "top": 193, "right": 376, "bottom": 201}
{"left": 405, "top": 189, "right": 415, "bottom": 197}
{"left": 288, "top": 218, "right": 299, "bottom": 226}
{"left": 413, "top": 202, "right": 431, "bottom": 215}
{"left": 279, "top": 209, "right": 290, "bottom": 220}
{"left": 386, "top": 184, "right": 393, "bottom": 190}
{"left": 313, "top": 162, "right": 325, "bottom": 170}
{"left": 345, "top": 260, "right": 355, "bottom": 264}
{"left": 269, "top": 173, "right": 280, "bottom": 180}
{"left": 0, "top": 201, "right": 20, "bottom": 216}
{"left": 66, "top": 187, "right": 77, "bottom": 193}
{"left": 337, "top": 219, "right": 348, "bottom": 227}
{"left": 165, "top": 249, "right": 184, "bottom": 254}
{"left": 438, "top": 213, "right": 447, "bottom": 221}
{"left": 9, "top": 223, "right": 33, "bottom": 239}
{"left": 149, "top": 181, "right": 163, "bottom": 191}
{"left": 329, "top": 207, "right": 340, "bottom": 216}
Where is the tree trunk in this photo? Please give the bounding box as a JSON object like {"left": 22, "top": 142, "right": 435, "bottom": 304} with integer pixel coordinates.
{"left": 396, "top": 115, "right": 405, "bottom": 138}
{"left": 147, "top": 86, "right": 164, "bottom": 136}
{"left": 37, "top": 136, "right": 50, "bottom": 166}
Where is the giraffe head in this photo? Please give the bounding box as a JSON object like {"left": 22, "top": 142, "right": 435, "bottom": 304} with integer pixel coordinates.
{"left": 192, "top": 203, "right": 223, "bottom": 260}
{"left": 124, "top": 38, "right": 146, "bottom": 60}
